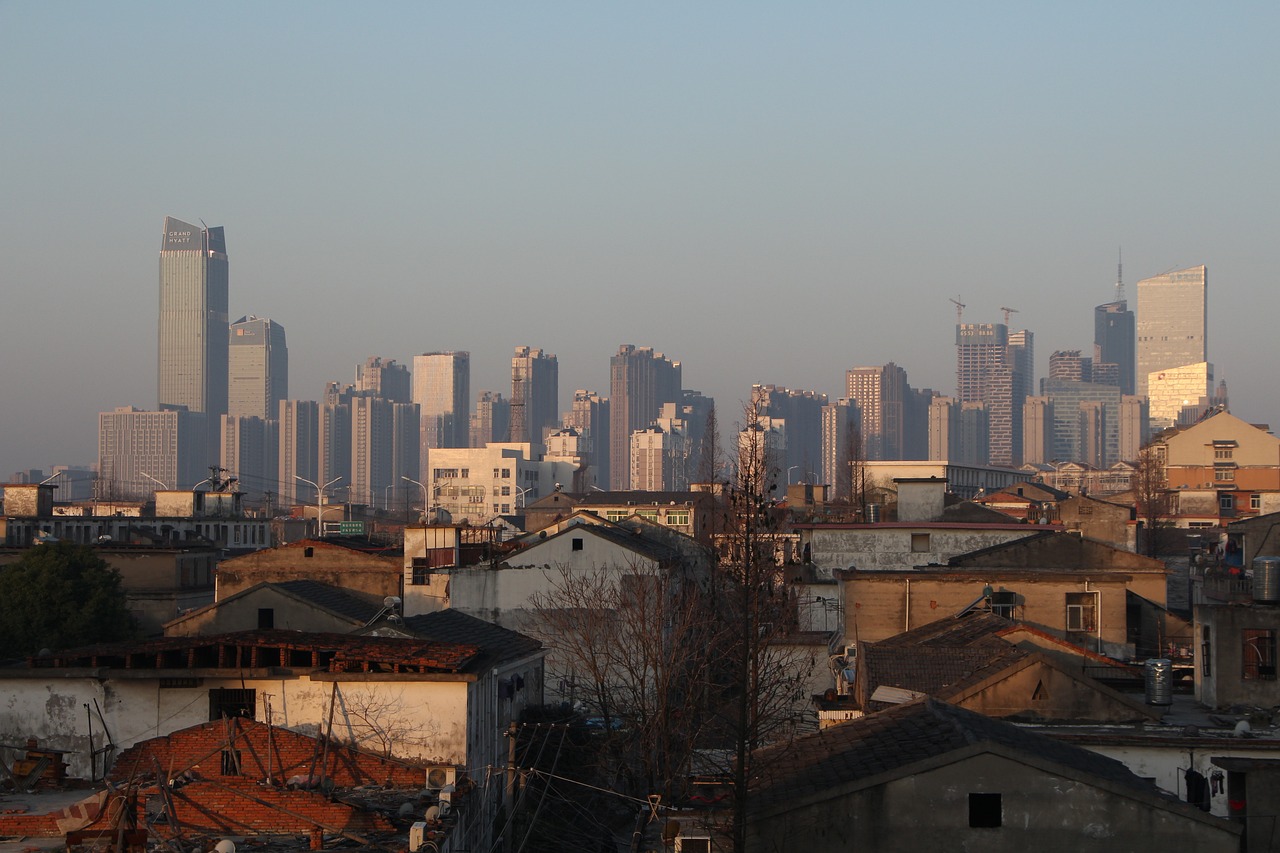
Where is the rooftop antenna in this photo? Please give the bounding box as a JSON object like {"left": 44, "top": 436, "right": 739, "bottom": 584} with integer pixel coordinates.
{"left": 949, "top": 296, "right": 966, "bottom": 324}
{"left": 1115, "top": 247, "right": 1125, "bottom": 303}
{"left": 999, "top": 306, "right": 1019, "bottom": 326}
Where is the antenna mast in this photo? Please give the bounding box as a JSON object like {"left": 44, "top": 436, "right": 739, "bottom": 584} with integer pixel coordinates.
{"left": 1115, "top": 247, "right": 1125, "bottom": 303}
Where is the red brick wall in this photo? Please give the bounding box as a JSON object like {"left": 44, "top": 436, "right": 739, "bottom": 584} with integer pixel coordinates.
{"left": 110, "top": 719, "right": 424, "bottom": 788}
{"left": 143, "top": 779, "right": 394, "bottom": 835}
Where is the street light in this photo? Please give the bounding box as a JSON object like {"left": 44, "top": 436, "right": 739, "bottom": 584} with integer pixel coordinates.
{"left": 384, "top": 483, "right": 394, "bottom": 511}
{"left": 513, "top": 485, "right": 531, "bottom": 509}
{"left": 296, "top": 475, "right": 342, "bottom": 536}
{"left": 788, "top": 466, "right": 800, "bottom": 485}
{"left": 140, "top": 471, "right": 171, "bottom": 491}
{"left": 402, "top": 476, "right": 429, "bottom": 520}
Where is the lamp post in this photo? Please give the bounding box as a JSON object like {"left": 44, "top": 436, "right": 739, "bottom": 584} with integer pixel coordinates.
{"left": 296, "top": 475, "right": 342, "bottom": 536}
{"left": 787, "top": 466, "right": 800, "bottom": 485}
{"left": 513, "top": 485, "right": 531, "bottom": 509}
{"left": 140, "top": 471, "right": 171, "bottom": 492}
{"left": 402, "top": 476, "right": 429, "bottom": 521}
{"left": 384, "top": 484, "right": 394, "bottom": 512}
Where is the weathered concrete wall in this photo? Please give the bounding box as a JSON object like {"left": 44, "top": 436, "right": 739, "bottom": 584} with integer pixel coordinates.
{"left": 0, "top": 675, "right": 468, "bottom": 779}
{"left": 807, "top": 527, "right": 1036, "bottom": 574}
{"left": 217, "top": 541, "right": 401, "bottom": 600}
{"left": 748, "top": 751, "right": 1240, "bottom": 852}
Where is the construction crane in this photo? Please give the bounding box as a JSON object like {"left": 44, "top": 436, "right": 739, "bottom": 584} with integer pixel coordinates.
{"left": 949, "top": 296, "right": 966, "bottom": 324}
{"left": 1000, "top": 306, "right": 1019, "bottom": 326}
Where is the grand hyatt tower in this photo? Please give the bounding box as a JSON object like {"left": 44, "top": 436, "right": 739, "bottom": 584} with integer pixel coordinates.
{"left": 158, "top": 216, "right": 228, "bottom": 419}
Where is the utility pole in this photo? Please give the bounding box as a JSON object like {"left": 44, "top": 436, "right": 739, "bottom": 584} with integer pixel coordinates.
{"left": 503, "top": 721, "right": 518, "bottom": 853}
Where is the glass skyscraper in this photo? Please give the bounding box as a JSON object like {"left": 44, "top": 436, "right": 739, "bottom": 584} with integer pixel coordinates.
{"left": 1136, "top": 265, "right": 1207, "bottom": 399}
{"left": 228, "top": 315, "right": 287, "bottom": 420}
{"left": 158, "top": 216, "right": 228, "bottom": 420}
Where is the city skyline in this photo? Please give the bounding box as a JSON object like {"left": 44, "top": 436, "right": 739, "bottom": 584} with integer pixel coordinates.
{"left": 3, "top": 5, "right": 1278, "bottom": 477}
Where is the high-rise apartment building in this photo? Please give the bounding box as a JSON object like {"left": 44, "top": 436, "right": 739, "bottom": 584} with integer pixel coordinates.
{"left": 1021, "top": 397, "right": 1054, "bottom": 465}
{"left": 609, "top": 346, "right": 681, "bottom": 490}
{"left": 752, "top": 385, "right": 827, "bottom": 481}
{"left": 956, "top": 323, "right": 1031, "bottom": 468}
{"left": 355, "top": 356, "right": 411, "bottom": 403}
{"left": 1136, "top": 265, "right": 1207, "bottom": 399}
{"left": 278, "top": 399, "right": 319, "bottom": 505}
{"left": 564, "top": 390, "right": 610, "bottom": 488}
{"left": 631, "top": 424, "right": 687, "bottom": 491}
{"left": 846, "top": 363, "right": 908, "bottom": 461}
{"left": 413, "top": 351, "right": 471, "bottom": 455}
{"left": 821, "top": 398, "right": 860, "bottom": 499}
{"left": 220, "top": 415, "right": 278, "bottom": 500}
{"left": 158, "top": 217, "right": 228, "bottom": 421}
{"left": 471, "top": 391, "right": 512, "bottom": 448}
{"left": 228, "top": 316, "right": 287, "bottom": 420}
{"left": 510, "top": 346, "right": 559, "bottom": 444}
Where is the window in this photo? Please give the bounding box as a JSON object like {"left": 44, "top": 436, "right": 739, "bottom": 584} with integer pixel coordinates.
{"left": 1066, "top": 592, "right": 1097, "bottom": 633}
{"left": 666, "top": 510, "right": 691, "bottom": 526}
{"left": 968, "top": 792, "right": 1002, "bottom": 828}
{"left": 1242, "top": 629, "right": 1277, "bottom": 680}
{"left": 989, "top": 591, "right": 1017, "bottom": 619}
{"left": 1201, "top": 626, "right": 1212, "bottom": 677}
{"left": 411, "top": 557, "right": 432, "bottom": 585}
{"left": 460, "top": 468, "right": 470, "bottom": 479}
{"left": 209, "top": 688, "right": 256, "bottom": 721}
{"left": 606, "top": 510, "right": 628, "bottom": 522}
{"left": 572, "top": 537, "right": 584, "bottom": 551}
{"left": 637, "top": 510, "right": 659, "bottom": 521}
{"left": 501, "top": 468, "right": 511, "bottom": 478}
{"left": 1220, "top": 493, "right": 1235, "bottom": 511}
{"left": 1215, "top": 448, "right": 1234, "bottom": 460}
{"left": 1252, "top": 494, "right": 1263, "bottom": 511}
{"left": 911, "top": 533, "right": 931, "bottom": 553}
{"left": 257, "top": 608, "right": 274, "bottom": 629}
{"left": 1215, "top": 467, "right": 1236, "bottom": 482}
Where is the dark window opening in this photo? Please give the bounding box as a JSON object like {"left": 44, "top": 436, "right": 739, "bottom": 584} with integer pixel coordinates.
{"left": 304, "top": 547, "right": 314, "bottom": 558}
{"left": 1202, "top": 625, "right": 1212, "bottom": 677}
{"left": 209, "top": 688, "right": 256, "bottom": 721}
{"left": 257, "top": 608, "right": 274, "bottom": 629}
{"left": 221, "top": 749, "right": 242, "bottom": 776}
{"left": 1243, "top": 629, "right": 1276, "bottom": 680}
{"left": 572, "top": 537, "right": 584, "bottom": 551}
{"left": 969, "top": 792, "right": 1002, "bottom": 828}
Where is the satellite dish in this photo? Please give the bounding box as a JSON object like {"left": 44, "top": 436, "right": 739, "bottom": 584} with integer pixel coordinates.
{"left": 215, "top": 841, "right": 236, "bottom": 853}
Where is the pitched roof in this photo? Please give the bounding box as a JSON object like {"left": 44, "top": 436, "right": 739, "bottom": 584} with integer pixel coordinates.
{"left": 947, "top": 530, "right": 1164, "bottom": 571}
{"left": 750, "top": 698, "right": 1160, "bottom": 815}
{"left": 510, "top": 521, "right": 681, "bottom": 565}
{"left": 274, "top": 579, "right": 383, "bottom": 623}
{"left": 400, "top": 609, "right": 543, "bottom": 668}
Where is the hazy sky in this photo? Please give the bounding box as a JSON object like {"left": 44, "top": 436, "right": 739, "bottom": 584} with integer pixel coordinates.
{"left": 2, "top": 2, "right": 1277, "bottom": 478}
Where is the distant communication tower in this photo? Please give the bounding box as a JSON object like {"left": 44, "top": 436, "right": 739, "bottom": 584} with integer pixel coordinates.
{"left": 1115, "top": 247, "right": 1125, "bottom": 302}
{"left": 949, "top": 296, "right": 966, "bottom": 324}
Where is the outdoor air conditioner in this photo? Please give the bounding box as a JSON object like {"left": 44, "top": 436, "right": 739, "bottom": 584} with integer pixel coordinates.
{"left": 843, "top": 643, "right": 858, "bottom": 661}
{"left": 409, "top": 822, "right": 428, "bottom": 852}
{"left": 675, "top": 836, "right": 712, "bottom": 853}
{"left": 425, "top": 765, "right": 456, "bottom": 792}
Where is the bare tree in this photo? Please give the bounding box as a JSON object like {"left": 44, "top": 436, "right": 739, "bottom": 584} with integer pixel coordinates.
{"left": 528, "top": 560, "right": 715, "bottom": 804}
{"left": 713, "top": 402, "right": 817, "bottom": 853}
{"left": 1134, "top": 442, "right": 1173, "bottom": 558}
{"left": 332, "top": 685, "right": 443, "bottom": 758}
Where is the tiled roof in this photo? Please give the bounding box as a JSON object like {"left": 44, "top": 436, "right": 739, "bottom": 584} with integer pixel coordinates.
{"left": 274, "top": 579, "right": 383, "bottom": 623}
{"left": 864, "top": 645, "right": 1026, "bottom": 710}
{"left": 751, "top": 698, "right": 1156, "bottom": 814}
{"left": 19, "top": 630, "right": 479, "bottom": 674}
{"left": 400, "top": 610, "right": 543, "bottom": 668}
{"left": 873, "top": 612, "right": 1014, "bottom": 648}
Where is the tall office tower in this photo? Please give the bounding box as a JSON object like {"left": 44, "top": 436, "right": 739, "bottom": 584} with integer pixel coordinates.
{"left": 510, "top": 346, "right": 559, "bottom": 444}
{"left": 752, "top": 385, "right": 827, "bottom": 481}
{"left": 1136, "top": 264, "right": 1207, "bottom": 398}
{"left": 1049, "top": 351, "right": 1091, "bottom": 383}
{"left": 1118, "top": 395, "right": 1149, "bottom": 461}
{"left": 955, "top": 324, "right": 1008, "bottom": 403}
{"left": 158, "top": 217, "right": 228, "bottom": 421}
{"left": 98, "top": 406, "right": 207, "bottom": 499}
{"left": 821, "top": 398, "right": 861, "bottom": 499}
{"left": 220, "top": 415, "right": 278, "bottom": 500}
{"left": 1090, "top": 362, "right": 1120, "bottom": 388}
{"left": 278, "top": 399, "right": 319, "bottom": 505}
{"left": 356, "top": 356, "right": 411, "bottom": 403}
{"left": 471, "top": 391, "right": 512, "bottom": 448}
{"left": 1147, "top": 362, "right": 1214, "bottom": 431}
{"left": 1021, "top": 397, "right": 1054, "bottom": 465}
{"left": 413, "top": 351, "right": 471, "bottom": 456}
{"left": 1041, "top": 379, "right": 1122, "bottom": 465}
{"left": 609, "top": 345, "right": 682, "bottom": 490}
{"left": 1008, "top": 330, "right": 1035, "bottom": 402}
{"left": 564, "top": 390, "right": 610, "bottom": 488}
{"left": 1095, "top": 302, "right": 1135, "bottom": 395}
{"left": 846, "top": 363, "right": 908, "bottom": 460}
{"left": 228, "top": 316, "right": 288, "bottom": 420}
{"left": 675, "top": 390, "right": 715, "bottom": 480}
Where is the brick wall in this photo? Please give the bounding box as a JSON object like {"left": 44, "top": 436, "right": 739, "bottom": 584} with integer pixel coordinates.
{"left": 141, "top": 778, "right": 395, "bottom": 835}
{"left": 110, "top": 719, "right": 425, "bottom": 788}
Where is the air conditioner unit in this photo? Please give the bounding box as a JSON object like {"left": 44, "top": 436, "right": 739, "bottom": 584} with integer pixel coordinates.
{"left": 409, "top": 822, "right": 428, "bottom": 852}
{"left": 425, "top": 765, "right": 456, "bottom": 792}
{"left": 675, "top": 836, "right": 712, "bottom": 853}
{"left": 843, "top": 643, "right": 858, "bottom": 661}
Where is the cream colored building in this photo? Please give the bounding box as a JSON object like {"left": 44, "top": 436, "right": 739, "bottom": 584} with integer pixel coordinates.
{"left": 1147, "top": 361, "right": 1214, "bottom": 431}
{"left": 424, "top": 442, "right": 578, "bottom": 524}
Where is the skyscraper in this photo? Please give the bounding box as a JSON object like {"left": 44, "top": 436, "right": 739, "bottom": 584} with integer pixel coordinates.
{"left": 510, "top": 346, "right": 559, "bottom": 444}
{"left": 609, "top": 346, "right": 681, "bottom": 490}
{"left": 471, "top": 391, "right": 512, "bottom": 448}
{"left": 752, "top": 385, "right": 827, "bottom": 481}
{"left": 1094, "top": 301, "right": 1135, "bottom": 395}
{"left": 955, "top": 323, "right": 1030, "bottom": 468}
{"left": 158, "top": 217, "right": 228, "bottom": 420}
{"left": 413, "top": 352, "right": 471, "bottom": 451}
{"left": 98, "top": 406, "right": 207, "bottom": 499}
{"left": 355, "top": 356, "right": 411, "bottom": 403}
{"left": 1136, "top": 264, "right": 1207, "bottom": 399}
{"left": 564, "top": 390, "right": 610, "bottom": 487}
{"left": 228, "top": 316, "right": 287, "bottom": 420}
{"left": 846, "top": 363, "right": 908, "bottom": 460}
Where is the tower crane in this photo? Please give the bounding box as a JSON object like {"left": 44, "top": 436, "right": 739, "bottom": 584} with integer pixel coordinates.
{"left": 1000, "top": 306, "right": 1019, "bottom": 326}
{"left": 949, "top": 296, "right": 966, "bottom": 324}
